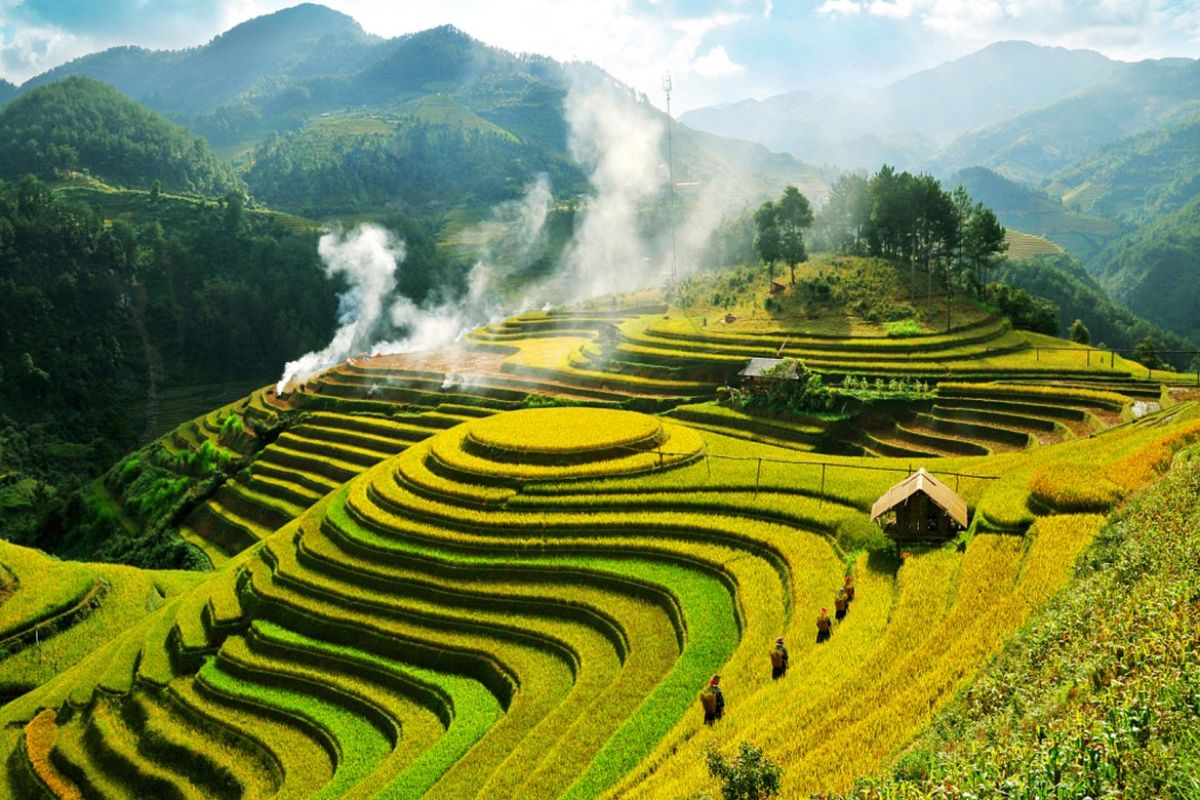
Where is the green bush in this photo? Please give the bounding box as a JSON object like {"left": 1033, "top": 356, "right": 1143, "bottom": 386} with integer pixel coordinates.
{"left": 884, "top": 319, "right": 924, "bottom": 337}
{"left": 693, "top": 741, "right": 782, "bottom": 800}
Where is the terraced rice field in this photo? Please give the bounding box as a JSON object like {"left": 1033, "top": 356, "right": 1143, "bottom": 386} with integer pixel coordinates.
{"left": 7, "top": 392, "right": 1200, "bottom": 798}
{"left": 10, "top": 283, "right": 1200, "bottom": 799}
{"left": 1003, "top": 229, "right": 1064, "bottom": 259}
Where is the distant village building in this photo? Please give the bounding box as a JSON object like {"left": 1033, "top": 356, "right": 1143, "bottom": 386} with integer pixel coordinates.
{"left": 870, "top": 468, "right": 968, "bottom": 543}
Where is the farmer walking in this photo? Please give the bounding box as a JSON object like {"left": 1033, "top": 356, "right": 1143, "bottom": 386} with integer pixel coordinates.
{"left": 700, "top": 674, "right": 725, "bottom": 725}
{"left": 769, "top": 636, "right": 789, "bottom": 679}
{"left": 816, "top": 608, "right": 833, "bottom": 643}
{"left": 834, "top": 588, "right": 849, "bottom": 621}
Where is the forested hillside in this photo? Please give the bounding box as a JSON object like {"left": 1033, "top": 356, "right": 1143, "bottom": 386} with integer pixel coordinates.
{"left": 993, "top": 255, "right": 1193, "bottom": 366}
{"left": 0, "top": 177, "right": 343, "bottom": 543}
{"left": 246, "top": 119, "right": 585, "bottom": 216}
{"left": 20, "top": 3, "right": 378, "bottom": 117}
{"left": 952, "top": 167, "right": 1121, "bottom": 263}
{"left": 1048, "top": 112, "right": 1200, "bottom": 226}
{"left": 9, "top": 10, "right": 825, "bottom": 219}
{"left": 0, "top": 77, "right": 242, "bottom": 195}
{"left": 1090, "top": 196, "right": 1200, "bottom": 344}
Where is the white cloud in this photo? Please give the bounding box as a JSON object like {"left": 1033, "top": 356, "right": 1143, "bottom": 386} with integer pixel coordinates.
{"left": 691, "top": 44, "right": 746, "bottom": 78}
{"left": 0, "top": 25, "right": 86, "bottom": 82}
{"left": 817, "top": 0, "right": 863, "bottom": 15}
{"left": 868, "top": 0, "right": 915, "bottom": 19}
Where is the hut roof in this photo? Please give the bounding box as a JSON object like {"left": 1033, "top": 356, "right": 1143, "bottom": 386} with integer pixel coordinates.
{"left": 870, "top": 468, "right": 968, "bottom": 529}
{"left": 738, "top": 357, "right": 797, "bottom": 379}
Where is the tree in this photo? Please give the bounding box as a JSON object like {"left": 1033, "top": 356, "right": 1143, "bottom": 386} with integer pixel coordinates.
{"left": 985, "top": 283, "right": 1058, "bottom": 335}
{"left": 1133, "top": 336, "right": 1166, "bottom": 370}
{"left": 1068, "top": 318, "right": 1091, "bottom": 345}
{"left": 962, "top": 202, "right": 1006, "bottom": 291}
{"left": 149, "top": 180, "right": 161, "bottom": 203}
{"left": 775, "top": 185, "right": 813, "bottom": 285}
{"left": 753, "top": 201, "right": 782, "bottom": 283}
{"left": 819, "top": 173, "right": 870, "bottom": 254}
{"left": 698, "top": 741, "right": 782, "bottom": 800}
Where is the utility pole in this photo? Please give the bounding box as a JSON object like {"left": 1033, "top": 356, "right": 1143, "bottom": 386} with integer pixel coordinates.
{"left": 663, "top": 72, "right": 677, "bottom": 284}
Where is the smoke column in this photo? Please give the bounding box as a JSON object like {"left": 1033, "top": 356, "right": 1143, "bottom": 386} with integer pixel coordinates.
{"left": 275, "top": 225, "right": 403, "bottom": 392}
{"left": 534, "top": 73, "right": 665, "bottom": 305}
{"left": 275, "top": 71, "right": 756, "bottom": 390}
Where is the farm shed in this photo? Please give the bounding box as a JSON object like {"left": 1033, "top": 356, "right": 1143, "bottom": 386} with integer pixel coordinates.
{"left": 870, "top": 468, "right": 968, "bottom": 543}
{"left": 738, "top": 357, "right": 796, "bottom": 386}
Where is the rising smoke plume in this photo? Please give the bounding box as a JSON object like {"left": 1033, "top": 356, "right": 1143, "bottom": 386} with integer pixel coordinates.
{"left": 275, "top": 225, "right": 404, "bottom": 392}
{"left": 545, "top": 73, "right": 665, "bottom": 303}
{"left": 276, "top": 69, "right": 757, "bottom": 390}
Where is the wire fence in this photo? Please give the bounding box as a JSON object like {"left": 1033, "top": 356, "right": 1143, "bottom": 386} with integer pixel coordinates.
{"left": 634, "top": 442, "right": 998, "bottom": 501}
{"left": 1025, "top": 346, "right": 1200, "bottom": 383}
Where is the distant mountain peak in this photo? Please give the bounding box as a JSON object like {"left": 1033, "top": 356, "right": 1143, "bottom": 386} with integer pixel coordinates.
{"left": 206, "top": 3, "right": 372, "bottom": 48}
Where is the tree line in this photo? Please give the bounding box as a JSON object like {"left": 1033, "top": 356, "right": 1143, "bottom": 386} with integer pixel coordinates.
{"left": 754, "top": 167, "right": 1008, "bottom": 307}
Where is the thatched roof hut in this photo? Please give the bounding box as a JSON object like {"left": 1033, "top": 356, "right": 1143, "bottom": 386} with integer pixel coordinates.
{"left": 738, "top": 357, "right": 796, "bottom": 382}
{"left": 870, "top": 468, "right": 968, "bottom": 543}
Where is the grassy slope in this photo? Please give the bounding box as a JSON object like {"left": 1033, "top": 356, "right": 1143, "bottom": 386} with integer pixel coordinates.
{"left": 852, "top": 446, "right": 1200, "bottom": 798}
{"left": 0, "top": 540, "right": 203, "bottom": 699}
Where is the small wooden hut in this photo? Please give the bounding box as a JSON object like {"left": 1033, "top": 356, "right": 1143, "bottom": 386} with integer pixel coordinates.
{"left": 870, "top": 468, "right": 968, "bottom": 543}
{"left": 738, "top": 357, "right": 796, "bottom": 387}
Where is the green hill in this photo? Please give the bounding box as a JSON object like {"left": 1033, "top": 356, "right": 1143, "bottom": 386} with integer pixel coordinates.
{"left": 0, "top": 176, "right": 340, "bottom": 554}
{"left": 0, "top": 80, "right": 15, "bottom": 105}
{"left": 0, "top": 77, "right": 242, "bottom": 195}
{"left": 952, "top": 167, "right": 1122, "bottom": 262}
{"left": 1090, "top": 195, "right": 1200, "bottom": 344}
{"left": 1047, "top": 112, "right": 1200, "bottom": 226}
{"left": 993, "top": 253, "right": 1194, "bottom": 364}
{"left": 21, "top": 4, "right": 377, "bottom": 116}
{"left": 13, "top": 9, "right": 825, "bottom": 218}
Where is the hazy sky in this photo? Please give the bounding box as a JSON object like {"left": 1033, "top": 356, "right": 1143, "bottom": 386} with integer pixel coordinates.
{"left": 2, "top": 0, "right": 1198, "bottom": 111}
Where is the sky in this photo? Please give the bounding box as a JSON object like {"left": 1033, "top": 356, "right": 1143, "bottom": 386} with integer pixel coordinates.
{"left": 1, "top": 0, "right": 1199, "bottom": 112}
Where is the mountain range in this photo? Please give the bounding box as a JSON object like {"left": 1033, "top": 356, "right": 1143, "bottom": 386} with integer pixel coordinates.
{"left": 1, "top": 5, "right": 1196, "bottom": 346}
{"left": 4, "top": 5, "right": 826, "bottom": 216}
{"left": 681, "top": 41, "right": 1200, "bottom": 183}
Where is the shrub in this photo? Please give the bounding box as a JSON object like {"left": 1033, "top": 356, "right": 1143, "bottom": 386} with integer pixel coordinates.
{"left": 1068, "top": 318, "right": 1091, "bottom": 345}
{"left": 696, "top": 741, "right": 783, "bottom": 800}
{"left": 884, "top": 319, "right": 923, "bottom": 337}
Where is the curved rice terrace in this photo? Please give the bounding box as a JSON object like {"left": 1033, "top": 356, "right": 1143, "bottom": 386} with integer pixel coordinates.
{"left": 6, "top": 270, "right": 1200, "bottom": 799}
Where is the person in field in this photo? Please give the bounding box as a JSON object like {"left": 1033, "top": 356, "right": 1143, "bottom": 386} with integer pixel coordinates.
{"left": 834, "top": 588, "right": 849, "bottom": 621}
{"left": 843, "top": 575, "right": 855, "bottom": 602}
{"left": 816, "top": 607, "right": 833, "bottom": 643}
{"left": 700, "top": 674, "right": 725, "bottom": 725}
{"left": 769, "top": 636, "right": 789, "bottom": 679}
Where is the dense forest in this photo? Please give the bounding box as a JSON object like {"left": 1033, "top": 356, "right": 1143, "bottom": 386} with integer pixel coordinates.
{"left": 0, "top": 178, "right": 339, "bottom": 541}
{"left": 1090, "top": 195, "right": 1200, "bottom": 344}
{"left": 0, "top": 77, "right": 242, "bottom": 195}
{"left": 245, "top": 121, "right": 586, "bottom": 216}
